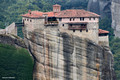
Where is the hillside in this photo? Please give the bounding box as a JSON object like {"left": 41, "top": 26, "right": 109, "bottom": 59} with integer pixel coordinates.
{"left": 0, "top": 43, "right": 33, "bottom": 80}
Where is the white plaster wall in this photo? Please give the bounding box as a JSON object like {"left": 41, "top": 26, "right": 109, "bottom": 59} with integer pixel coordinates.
{"left": 59, "top": 22, "right": 99, "bottom": 43}
{"left": 60, "top": 17, "right": 99, "bottom": 23}
{"left": 99, "top": 35, "right": 109, "bottom": 46}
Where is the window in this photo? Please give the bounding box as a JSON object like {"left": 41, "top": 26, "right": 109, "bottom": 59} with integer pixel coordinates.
{"left": 80, "top": 17, "right": 84, "bottom": 21}
{"left": 27, "top": 19, "right": 29, "bottom": 21}
{"left": 59, "top": 18, "right": 62, "bottom": 21}
{"left": 70, "top": 24, "right": 72, "bottom": 26}
{"left": 80, "top": 29, "right": 82, "bottom": 32}
{"left": 86, "top": 29, "right": 88, "bottom": 32}
{"left": 83, "top": 18, "right": 84, "bottom": 21}
{"left": 89, "top": 18, "right": 91, "bottom": 20}
{"left": 73, "top": 30, "right": 75, "bottom": 32}
{"left": 70, "top": 18, "right": 72, "bottom": 21}
{"left": 93, "top": 18, "right": 95, "bottom": 20}
{"left": 62, "top": 24, "right": 64, "bottom": 26}
{"left": 73, "top": 18, "right": 75, "bottom": 21}
{"left": 30, "top": 20, "right": 32, "bottom": 22}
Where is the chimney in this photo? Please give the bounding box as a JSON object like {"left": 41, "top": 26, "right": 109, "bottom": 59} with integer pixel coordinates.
{"left": 28, "top": 10, "right": 31, "bottom": 14}
{"left": 53, "top": 4, "right": 61, "bottom": 13}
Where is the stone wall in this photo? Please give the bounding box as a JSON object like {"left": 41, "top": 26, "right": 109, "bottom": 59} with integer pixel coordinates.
{"left": 99, "top": 35, "right": 109, "bottom": 46}
{"left": 0, "top": 22, "right": 17, "bottom": 35}
{"left": 6, "top": 22, "right": 17, "bottom": 35}
{"left": 23, "top": 25, "right": 115, "bottom": 80}
{"left": 22, "top": 17, "right": 45, "bottom": 31}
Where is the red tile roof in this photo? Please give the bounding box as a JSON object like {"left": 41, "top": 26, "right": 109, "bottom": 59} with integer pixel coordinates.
{"left": 56, "top": 9, "right": 100, "bottom": 18}
{"left": 22, "top": 11, "right": 59, "bottom": 18}
{"left": 99, "top": 29, "right": 109, "bottom": 34}
{"left": 22, "top": 9, "right": 100, "bottom": 18}
{"left": 22, "top": 11, "right": 43, "bottom": 18}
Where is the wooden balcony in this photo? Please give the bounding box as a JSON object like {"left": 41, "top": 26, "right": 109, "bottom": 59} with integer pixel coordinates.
{"left": 68, "top": 26, "right": 87, "bottom": 30}
{"left": 44, "top": 21, "right": 58, "bottom": 26}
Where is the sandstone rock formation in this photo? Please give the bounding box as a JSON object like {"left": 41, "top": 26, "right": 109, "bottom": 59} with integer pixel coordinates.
{"left": 0, "top": 34, "right": 26, "bottom": 48}
{"left": 88, "top": 0, "right": 120, "bottom": 38}
{"left": 111, "top": 0, "right": 120, "bottom": 37}
{"left": 87, "top": 0, "right": 111, "bottom": 18}
{"left": 23, "top": 26, "right": 115, "bottom": 80}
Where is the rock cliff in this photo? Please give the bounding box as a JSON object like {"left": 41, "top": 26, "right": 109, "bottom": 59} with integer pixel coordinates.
{"left": 88, "top": 0, "right": 120, "bottom": 38}
{"left": 0, "top": 34, "right": 26, "bottom": 48}
{"left": 87, "top": 0, "right": 111, "bottom": 18}
{"left": 23, "top": 26, "right": 115, "bottom": 80}
{"left": 111, "top": 0, "right": 120, "bottom": 37}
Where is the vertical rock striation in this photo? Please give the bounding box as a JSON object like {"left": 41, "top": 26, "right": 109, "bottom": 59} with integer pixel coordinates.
{"left": 23, "top": 26, "right": 115, "bottom": 80}
{"left": 88, "top": 0, "right": 120, "bottom": 38}
{"left": 87, "top": 0, "right": 111, "bottom": 18}
{"left": 111, "top": 0, "right": 120, "bottom": 37}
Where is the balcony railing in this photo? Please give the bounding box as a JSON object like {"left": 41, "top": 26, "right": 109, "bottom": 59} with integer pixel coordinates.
{"left": 44, "top": 21, "right": 58, "bottom": 26}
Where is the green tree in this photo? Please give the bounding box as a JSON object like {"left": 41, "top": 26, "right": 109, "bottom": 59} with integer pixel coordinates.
{"left": 0, "top": 43, "right": 34, "bottom": 80}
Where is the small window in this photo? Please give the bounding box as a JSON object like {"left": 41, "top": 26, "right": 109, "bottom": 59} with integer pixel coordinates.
{"left": 80, "top": 17, "right": 84, "bottom": 21}
{"left": 30, "top": 20, "right": 32, "bottom": 22}
{"left": 59, "top": 18, "right": 62, "bottom": 21}
{"left": 73, "top": 18, "right": 75, "bottom": 21}
{"left": 93, "top": 18, "right": 95, "bottom": 20}
{"left": 83, "top": 18, "right": 84, "bottom": 21}
{"left": 70, "top": 24, "right": 72, "bottom": 26}
{"left": 80, "top": 29, "right": 82, "bottom": 32}
{"left": 86, "top": 29, "right": 88, "bottom": 32}
{"left": 62, "top": 24, "right": 64, "bottom": 26}
{"left": 80, "top": 18, "right": 82, "bottom": 21}
{"left": 70, "top": 18, "right": 72, "bottom": 21}
{"left": 27, "top": 19, "right": 29, "bottom": 21}
{"left": 89, "top": 18, "right": 91, "bottom": 20}
{"left": 73, "top": 30, "right": 75, "bottom": 32}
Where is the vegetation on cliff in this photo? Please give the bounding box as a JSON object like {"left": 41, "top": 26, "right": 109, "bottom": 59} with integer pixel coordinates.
{"left": 99, "top": 17, "right": 120, "bottom": 80}
{"left": 0, "top": 43, "right": 33, "bottom": 80}
{"left": 0, "top": 0, "right": 88, "bottom": 29}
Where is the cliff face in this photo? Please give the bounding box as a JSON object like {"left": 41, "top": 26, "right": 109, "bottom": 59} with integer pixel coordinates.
{"left": 87, "top": 0, "right": 111, "bottom": 18}
{"left": 0, "top": 34, "right": 26, "bottom": 48}
{"left": 111, "top": 0, "right": 120, "bottom": 37}
{"left": 23, "top": 26, "right": 115, "bottom": 80}
{"left": 88, "top": 0, "right": 120, "bottom": 38}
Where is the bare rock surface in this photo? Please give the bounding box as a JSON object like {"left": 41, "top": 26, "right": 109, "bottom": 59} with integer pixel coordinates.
{"left": 23, "top": 26, "right": 115, "bottom": 80}
{"left": 0, "top": 34, "right": 26, "bottom": 48}
{"left": 87, "top": 0, "right": 111, "bottom": 18}
{"left": 111, "top": 0, "right": 120, "bottom": 37}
